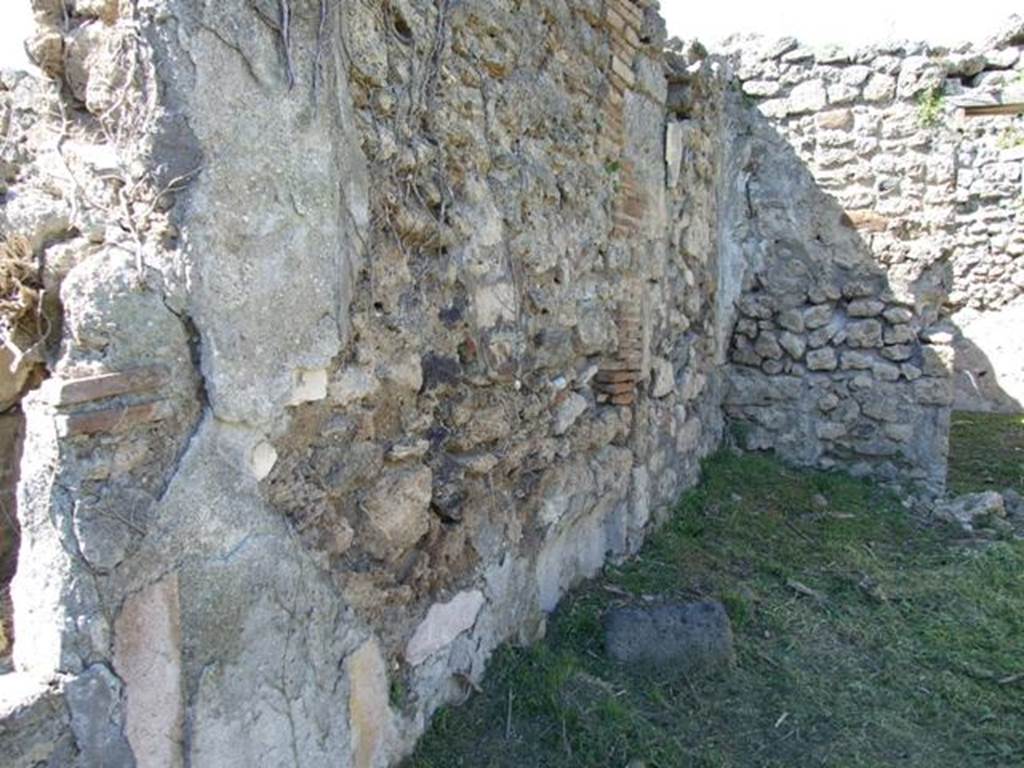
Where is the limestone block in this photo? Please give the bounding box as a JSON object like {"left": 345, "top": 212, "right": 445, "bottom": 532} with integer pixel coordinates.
{"left": 806, "top": 347, "right": 838, "bottom": 371}
{"left": 842, "top": 65, "right": 872, "bottom": 86}
{"left": 846, "top": 320, "right": 883, "bottom": 348}
{"left": 914, "top": 378, "right": 954, "bottom": 406}
{"left": 0, "top": 675, "right": 74, "bottom": 767}
{"left": 873, "top": 362, "right": 901, "bottom": 382}
{"left": 288, "top": 368, "right": 328, "bottom": 405}
{"left": 863, "top": 73, "right": 896, "bottom": 101}
{"left": 897, "top": 56, "right": 946, "bottom": 98}
{"left": 921, "top": 344, "right": 955, "bottom": 377}
{"left": 114, "top": 574, "right": 184, "bottom": 768}
{"left": 847, "top": 299, "right": 885, "bottom": 317}
{"left": 362, "top": 467, "right": 432, "bottom": 560}
{"left": 553, "top": 393, "right": 589, "bottom": 435}
{"left": 779, "top": 331, "right": 806, "bottom": 360}
{"left": 885, "top": 423, "right": 914, "bottom": 442}
{"left": 604, "top": 601, "right": 734, "bottom": 672}
{"left": 345, "top": 639, "right": 392, "bottom": 768}
{"left": 803, "top": 305, "right": 833, "bottom": 330}
{"left": 330, "top": 367, "right": 380, "bottom": 407}
{"left": 936, "top": 492, "right": 1006, "bottom": 531}
{"left": 649, "top": 357, "right": 675, "bottom": 399}
{"left": 816, "top": 421, "right": 846, "bottom": 440}
{"left": 754, "top": 331, "right": 784, "bottom": 360}
{"left": 883, "top": 306, "right": 914, "bottom": 325}
{"left": 826, "top": 83, "right": 860, "bottom": 105}
{"left": 250, "top": 441, "right": 278, "bottom": 481}
{"left": 881, "top": 345, "right": 914, "bottom": 362}
{"left": 816, "top": 108, "right": 854, "bottom": 130}
{"left": 777, "top": 308, "right": 805, "bottom": 333}
{"left": 884, "top": 324, "right": 916, "bottom": 345}
{"left": 787, "top": 80, "right": 827, "bottom": 113}
{"left": 742, "top": 80, "right": 781, "bottom": 97}
{"left": 65, "top": 665, "right": 134, "bottom": 766}
{"left": 840, "top": 351, "right": 874, "bottom": 370}
{"left": 73, "top": 0, "right": 119, "bottom": 23}
{"left": 63, "top": 22, "right": 106, "bottom": 102}
{"left": 405, "top": 590, "right": 485, "bottom": 666}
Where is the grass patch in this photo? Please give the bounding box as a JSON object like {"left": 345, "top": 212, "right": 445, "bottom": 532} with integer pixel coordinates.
{"left": 948, "top": 412, "right": 1024, "bottom": 495}
{"left": 917, "top": 87, "right": 945, "bottom": 129}
{"left": 407, "top": 452, "right": 1024, "bottom": 768}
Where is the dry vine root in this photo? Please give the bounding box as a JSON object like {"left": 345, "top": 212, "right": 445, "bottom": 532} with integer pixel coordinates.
{"left": 0, "top": 232, "right": 51, "bottom": 386}
{"left": 0, "top": 234, "right": 41, "bottom": 342}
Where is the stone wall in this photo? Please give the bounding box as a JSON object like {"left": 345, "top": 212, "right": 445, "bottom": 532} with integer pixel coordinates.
{"left": 724, "top": 25, "right": 1024, "bottom": 416}
{"left": 0, "top": 1, "right": 732, "bottom": 765}
{"left": 0, "top": 2, "right": 982, "bottom": 765}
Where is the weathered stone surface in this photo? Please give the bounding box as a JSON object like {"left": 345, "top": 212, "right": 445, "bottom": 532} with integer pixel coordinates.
{"left": 807, "top": 348, "right": 838, "bottom": 371}
{"left": 650, "top": 357, "right": 675, "bottom": 398}
{"left": 847, "top": 299, "right": 885, "bottom": 317}
{"left": 0, "top": 675, "right": 73, "bottom": 768}
{"left": 362, "top": 467, "right": 433, "bottom": 560}
{"left": 936, "top": 492, "right": 1006, "bottom": 531}
{"left": 779, "top": 331, "right": 806, "bottom": 360}
{"left": 803, "top": 305, "right": 833, "bottom": 329}
{"left": 553, "top": 393, "right": 590, "bottom": 435}
{"left": 914, "top": 378, "right": 954, "bottom": 406}
{"left": 846, "top": 320, "right": 883, "bottom": 348}
{"left": 114, "top": 574, "right": 184, "bottom": 768}
{"left": 65, "top": 664, "right": 135, "bottom": 767}
{"left": 405, "top": 590, "right": 485, "bottom": 666}
{"left": 787, "top": 79, "right": 828, "bottom": 113}
{"left": 604, "top": 601, "right": 735, "bottom": 672}
{"left": 6, "top": 4, "right": 1009, "bottom": 764}
{"left": 345, "top": 638, "right": 393, "bottom": 768}
{"left": 863, "top": 73, "right": 896, "bottom": 101}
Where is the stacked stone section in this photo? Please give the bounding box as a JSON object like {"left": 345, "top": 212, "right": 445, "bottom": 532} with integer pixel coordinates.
{"left": 725, "top": 276, "right": 953, "bottom": 491}
{"left": 724, "top": 25, "right": 1024, "bottom": 415}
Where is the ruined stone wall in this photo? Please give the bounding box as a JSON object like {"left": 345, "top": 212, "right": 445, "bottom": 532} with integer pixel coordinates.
{"left": 0, "top": 1, "right": 733, "bottom": 765}
{"left": 723, "top": 26, "right": 1024, "bottom": 418}
{"left": 717, "top": 26, "right": 1024, "bottom": 488}
{"left": 1, "top": 0, "right": 984, "bottom": 762}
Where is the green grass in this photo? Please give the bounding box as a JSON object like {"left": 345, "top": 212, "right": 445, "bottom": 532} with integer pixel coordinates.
{"left": 917, "top": 87, "right": 945, "bottom": 129}
{"left": 407, "top": 452, "right": 1024, "bottom": 768}
{"left": 948, "top": 412, "right": 1024, "bottom": 496}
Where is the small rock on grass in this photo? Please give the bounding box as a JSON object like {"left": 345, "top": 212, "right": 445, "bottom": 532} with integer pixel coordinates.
{"left": 936, "top": 491, "right": 1007, "bottom": 532}
{"left": 604, "top": 600, "right": 735, "bottom": 674}
{"left": 1003, "top": 488, "right": 1022, "bottom": 518}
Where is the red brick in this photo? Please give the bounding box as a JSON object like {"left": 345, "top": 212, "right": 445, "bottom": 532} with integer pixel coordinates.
{"left": 57, "top": 400, "right": 174, "bottom": 437}
{"left": 600, "top": 359, "right": 642, "bottom": 372}
{"left": 598, "top": 381, "right": 636, "bottom": 396}
{"left": 596, "top": 370, "right": 637, "bottom": 384}
{"left": 48, "top": 366, "right": 169, "bottom": 407}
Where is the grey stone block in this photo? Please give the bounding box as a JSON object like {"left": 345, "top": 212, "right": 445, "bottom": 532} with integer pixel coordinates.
{"left": 604, "top": 601, "right": 735, "bottom": 673}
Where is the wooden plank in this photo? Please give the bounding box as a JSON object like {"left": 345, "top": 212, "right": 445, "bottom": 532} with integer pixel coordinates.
{"left": 964, "top": 103, "right": 1024, "bottom": 117}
